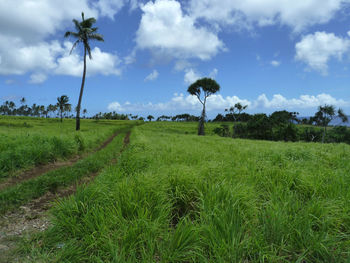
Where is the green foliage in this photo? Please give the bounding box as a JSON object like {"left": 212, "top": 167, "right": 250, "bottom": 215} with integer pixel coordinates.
{"left": 0, "top": 123, "right": 134, "bottom": 214}
{"left": 188, "top": 78, "right": 220, "bottom": 136}
{"left": 0, "top": 117, "right": 130, "bottom": 178}
{"left": 24, "top": 122, "right": 350, "bottom": 262}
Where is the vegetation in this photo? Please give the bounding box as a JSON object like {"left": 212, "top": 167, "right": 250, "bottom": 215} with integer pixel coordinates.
{"left": 0, "top": 117, "right": 129, "bottom": 178}
{"left": 0, "top": 125, "right": 132, "bottom": 214}
{"left": 311, "top": 105, "right": 348, "bottom": 143}
{"left": 65, "top": 12, "right": 104, "bottom": 131}
{"left": 20, "top": 121, "right": 350, "bottom": 262}
{"left": 225, "top": 102, "right": 248, "bottom": 136}
{"left": 188, "top": 78, "right": 220, "bottom": 135}
{"left": 56, "top": 95, "right": 71, "bottom": 122}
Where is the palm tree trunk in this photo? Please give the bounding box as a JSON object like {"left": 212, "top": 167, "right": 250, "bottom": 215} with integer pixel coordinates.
{"left": 76, "top": 47, "right": 87, "bottom": 131}
{"left": 198, "top": 104, "right": 206, "bottom": 136}
{"left": 60, "top": 110, "right": 63, "bottom": 122}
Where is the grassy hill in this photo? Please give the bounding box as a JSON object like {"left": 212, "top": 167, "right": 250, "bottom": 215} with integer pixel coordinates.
{"left": 18, "top": 121, "right": 350, "bottom": 262}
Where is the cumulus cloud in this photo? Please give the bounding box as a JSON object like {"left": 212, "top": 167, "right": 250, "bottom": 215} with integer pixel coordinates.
{"left": 270, "top": 60, "right": 281, "bottom": 67}
{"left": 254, "top": 93, "right": 348, "bottom": 109}
{"left": 295, "top": 31, "right": 350, "bottom": 74}
{"left": 209, "top": 68, "right": 218, "bottom": 78}
{"left": 107, "top": 93, "right": 347, "bottom": 113}
{"left": 184, "top": 69, "right": 201, "bottom": 84}
{"left": 0, "top": 0, "right": 98, "bottom": 43}
{"left": 0, "top": 0, "right": 125, "bottom": 82}
{"left": 55, "top": 43, "right": 121, "bottom": 77}
{"left": 187, "top": 0, "right": 350, "bottom": 32}
{"left": 144, "top": 69, "right": 159, "bottom": 81}
{"left": 136, "top": 0, "right": 224, "bottom": 61}
{"left": 29, "top": 73, "right": 48, "bottom": 84}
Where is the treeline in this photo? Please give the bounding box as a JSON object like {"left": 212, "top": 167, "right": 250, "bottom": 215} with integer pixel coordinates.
{"left": 0, "top": 97, "right": 87, "bottom": 120}
{"left": 213, "top": 106, "right": 349, "bottom": 144}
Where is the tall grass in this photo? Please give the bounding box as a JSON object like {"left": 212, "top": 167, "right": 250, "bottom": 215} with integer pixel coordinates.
{"left": 0, "top": 117, "right": 133, "bottom": 178}
{"left": 22, "top": 122, "right": 350, "bottom": 262}
{"left": 0, "top": 124, "right": 134, "bottom": 214}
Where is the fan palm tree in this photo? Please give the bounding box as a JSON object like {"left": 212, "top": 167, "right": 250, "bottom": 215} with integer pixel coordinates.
{"left": 57, "top": 95, "right": 71, "bottom": 122}
{"left": 64, "top": 12, "right": 104, "bottom": 130}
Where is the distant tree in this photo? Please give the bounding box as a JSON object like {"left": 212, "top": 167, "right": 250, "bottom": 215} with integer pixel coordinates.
{"left": 270, "top": 110, "right": 299, "bottom": 125}
{"left": 138, "top": 117, "right": 145, "bottom": 121}
{"left": 147, "top": 115, "right": 154, "bottom": 122}
{"left": 187, "top": 78, "right": 220, "bottom": 135}
{"left": 131, "top": 115, "right": 139, "bottom": 120}
{"left": 57, "top": 95, "right": 71, "bottom": 122}
{"left": 65, "top": 12, "right": 104, "bottom": 131}
{"left": 225, "top": 102, "right": 248, "bottom": 137}
{"left": 83, "top": 108, "right": 87, "bottom": 118}
{"left": 8, "top": 101, "right": 16, "bottom": 115}
{"left": 312, "top": 105, "right": 348, "bottom": 143}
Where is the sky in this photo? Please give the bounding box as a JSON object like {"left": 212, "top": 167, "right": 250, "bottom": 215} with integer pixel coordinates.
{"left": 1, "top": 0, "right": 350, "bottom": 118}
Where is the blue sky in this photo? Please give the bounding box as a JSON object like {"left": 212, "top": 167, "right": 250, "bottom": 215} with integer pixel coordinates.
{"left": 1, "top": 0, "right": 350, "bottom": 118}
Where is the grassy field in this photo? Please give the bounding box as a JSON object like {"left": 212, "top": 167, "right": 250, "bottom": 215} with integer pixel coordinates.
{"left": 19, "top": 121, "right": 350, "bottom": 262}
{"left": 0, "top": 116, "right": 131, "bottom": 178}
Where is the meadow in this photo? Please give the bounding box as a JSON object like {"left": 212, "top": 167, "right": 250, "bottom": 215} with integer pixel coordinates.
{"left": 0, "top": 116, "right": 129, "bottom": 179}
{"left": 18, "top": 121, "right": 350, "bottom": 262}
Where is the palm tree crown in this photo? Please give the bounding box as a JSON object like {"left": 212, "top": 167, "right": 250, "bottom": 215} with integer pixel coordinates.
{"left": 64, "top": 12, "right": 104, "bottom": 59}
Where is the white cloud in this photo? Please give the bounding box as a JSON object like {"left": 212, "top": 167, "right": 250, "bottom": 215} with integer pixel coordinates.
{"left": 29, "top": 73, "right": 48, "bottom": 84}
{"left": 254, "top": 93, "right": 348, "bottom": 109}
{"left": 174, "top": 60, "right": 193, "bottom": 71}
{"left": 295, "top": 31, "right": 350, "bottom": 74}
{"left": 0, "top": 0, "right": 98, "bottom": 43}
{"left": 0, "top": 37, "right": 63, "bottom": 75}
{"left": 136, "top": 0, "right": 224, "bottom": 61}
{"left": 94, "top": 0, "right": 125, "bottom": 19}
{"left": 209, "top": 68, "right": 218, "bottom": 78}
{"left": 270, "top": 60, "right": 281, "bottom": 67}
{"left": 55, "top": 44, "right": 121, "bottom": 77}
{"left": 0, "top": 0, "right": 125, "bottom": 82}
{"left": 107, "top": 93, "right": 347, "bottom": 113}
{"left": 184, "top": 69, "right": 201, "bottom": 84}
{"left": 144, "top": 69, "right": 159, "bottom": 81}
{"left": 188, "top": 0, "right": 350, "bottom": 32}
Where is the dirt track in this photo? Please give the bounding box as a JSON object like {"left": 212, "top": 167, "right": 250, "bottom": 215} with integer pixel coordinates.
{"left": 0, "top": 131, "right": 120, "bottom": 191}
{"left": 0, "top": 131, "right": 131, "bottom": 262}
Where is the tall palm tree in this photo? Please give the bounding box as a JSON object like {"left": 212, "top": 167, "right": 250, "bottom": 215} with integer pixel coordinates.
{"left": 64, "top": 12, "right": 104, "bottom": 131}
{"left": 57, "top": 95, "right": 71, "bottom": 122}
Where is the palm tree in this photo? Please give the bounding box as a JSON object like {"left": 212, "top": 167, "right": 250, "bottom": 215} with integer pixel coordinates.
{"left": 64, "top": 12, "right": 104, "bottom": 131}
{"left": 83, "top": 108, "right": 87, "bottom": 118}
{"left": 57, "top": 95, "right": 71, "bottom": 122}
{"left": 188, "top": 78, "right": 220, "bottom": 135}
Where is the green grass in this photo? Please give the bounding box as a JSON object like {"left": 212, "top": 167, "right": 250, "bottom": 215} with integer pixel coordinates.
{"left": 19, "top": 122, "right": 350, "bottom": 262}
{"left": 0, "top": 123, "right": 134, "bottom": 214}
{"left": 0, "top": 116, "right": 134, "bottom": 178}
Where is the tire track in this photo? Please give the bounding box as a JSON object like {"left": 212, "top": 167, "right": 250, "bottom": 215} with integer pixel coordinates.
{"left": 0, "top": 131, "right": 119, "bottom": 191}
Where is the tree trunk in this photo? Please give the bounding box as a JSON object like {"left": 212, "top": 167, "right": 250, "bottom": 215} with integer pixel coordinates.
{"left": 322, "top": 126, "right": 326, "bottom": 143}
{"left": 60, "top": 110, "right": 63, "bottom": 122}
{"left": 76, "top": 47, "right": 87, "bottom": 131}
{"left": 198, "top": 104, "right": 206, "bottom": 136}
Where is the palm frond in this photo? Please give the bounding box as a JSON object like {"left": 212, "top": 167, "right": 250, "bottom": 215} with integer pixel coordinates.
{"left": 64, "top": 31, "right": 80, "bottom": 38}
{"left": 85, "top": 43, "right": 92, "bottom": 59}
{"left": 82, "top": 17, "right": 96, "bottom": 28}
{"left": 73, "top": 19, "right": 82, "bottom": 32}
{"left": 70, "top": 40, "right": 80, "bottom": 54}
{"left": 90, "top": 33, "right": 104, "bottom": 42}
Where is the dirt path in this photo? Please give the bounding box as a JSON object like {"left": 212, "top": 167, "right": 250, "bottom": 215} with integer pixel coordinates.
{"left": 0, "top": 131, "right": 131, "bottom": 263}
{"left": 0, "top": 131, "right": 120, "bottom": 191}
